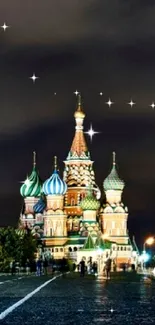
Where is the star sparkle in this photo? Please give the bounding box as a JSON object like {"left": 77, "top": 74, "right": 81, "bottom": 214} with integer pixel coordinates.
{"left": 110, "top": 308, "right": 114, "bottom": 313}
{"left": 99, "top": 92, "right": 103, "bottom": 96}
{"left": 85, "top": 124, "right": 99, "bottom": 141}
{"left": 106, "top": 99, "right": 114, "bottom": 107}
{"left": 20, "top": 177, "right": 32, "bottom": 185}
{"left": 74, "top": 90, "right": 79, "bottom": 96}
{"left": 1, "top": 22, "right": 9, "bottom": 31}
{"left": 150, "top": 102, "right": 155, "bottom": 110}
{"left": 128, "top": 100, "right": 135, "bottom": 107}
{"left": 30, "top": 73, "right": 39, "bottom": 83}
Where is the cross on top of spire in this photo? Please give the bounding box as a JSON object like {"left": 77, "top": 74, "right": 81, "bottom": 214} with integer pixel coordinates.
{"left": 54, "top": 156, "right": 57, "bottom": 170}
{"left": 33, "top": 151, "right": 36, "bottom": 168}
{"left": 74, "top": 93, "right": 85, "bottom": 119}
{"left": 77, "top": 93, "right": 82, "bottom": 109}
{"left": 113, "top": 151, "right": 116, "bottom": 166}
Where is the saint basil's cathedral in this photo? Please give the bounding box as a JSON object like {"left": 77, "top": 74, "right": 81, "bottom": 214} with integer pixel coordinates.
{"left": 19, "top": 95, "right": 139, "bottom": 270}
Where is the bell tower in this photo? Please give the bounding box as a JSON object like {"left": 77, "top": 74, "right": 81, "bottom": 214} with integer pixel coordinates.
{"left": 63, "top": 94, "right": 100, "bottom": 233}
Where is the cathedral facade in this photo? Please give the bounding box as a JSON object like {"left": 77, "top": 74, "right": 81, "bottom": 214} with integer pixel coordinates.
{"left": 19, "top": 95, "right": 139, "bottom": 269}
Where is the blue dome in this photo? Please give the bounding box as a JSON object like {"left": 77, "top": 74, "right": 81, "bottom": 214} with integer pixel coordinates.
{"left": 33, "top": 197, "right": 46, "bottom": 213}
{"left": 43, "top": 170, "right": 67, "bottom": 196}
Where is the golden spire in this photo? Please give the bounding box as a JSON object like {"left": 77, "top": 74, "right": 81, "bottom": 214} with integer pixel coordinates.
{"left": 54, "top": 155, "right": 57, "bottom": 170}
{"left": 33, "top": 151, "right": 36, "bottom": 168}
{"left": 74, "top": 93, "right": 85, "bottom": 119}
{"left": 70, "top": 94, "right": 88, "bottom": 156}
{"left": 112, "top": 151, "right": 116, "bottom": 166}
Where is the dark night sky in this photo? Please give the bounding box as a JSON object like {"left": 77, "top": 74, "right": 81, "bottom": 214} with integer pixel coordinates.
{"left": 0, "top": 0, "right": 155, "bottom": 247}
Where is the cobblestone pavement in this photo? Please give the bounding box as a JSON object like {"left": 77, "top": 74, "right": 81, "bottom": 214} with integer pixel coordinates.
{"left": 0, "top": 273, "right": 155, "bottom": 325}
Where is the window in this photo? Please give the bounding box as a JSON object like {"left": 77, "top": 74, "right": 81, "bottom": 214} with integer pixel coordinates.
{"left": 71, "top": 198, "right": 75, "bottom": 206}
{"left": 74, "top": 247, "right": 77, "bottom": 251}
{"left": 55, "top": 248, "right": 58, "bottom": 252}
{"left": 50, "top": 228, "right": 52, "bottom": 236}
{"left": 69, "top": 247, "right": 72, "bottom": 252}
{"left": 60, "top": 248, "right": 63, "bottom": 252}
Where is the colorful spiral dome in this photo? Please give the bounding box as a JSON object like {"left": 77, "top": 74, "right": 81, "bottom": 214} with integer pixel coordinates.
{"left": 80, "top": 188, "right": 100, "bottom": 211}
{"left": 43, "top": 156, "right": 67, "bottom": 196}
{"left": 20, "top": 152, "right": 42, "bottom": 198}
{"left": 33, "top": 197, "right": 46, "bottom": 213}
{"left": 103, "top": 152, "right": 124, "bottom": 191}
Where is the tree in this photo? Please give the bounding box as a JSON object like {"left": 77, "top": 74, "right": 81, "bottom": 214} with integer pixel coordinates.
{"left": 0, "top": 227, "right": 37, "bottom": 271}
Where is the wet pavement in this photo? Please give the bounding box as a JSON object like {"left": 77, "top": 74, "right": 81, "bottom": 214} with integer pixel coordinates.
{"left": 0, "top": 273, "right": 155, "bottom": 325}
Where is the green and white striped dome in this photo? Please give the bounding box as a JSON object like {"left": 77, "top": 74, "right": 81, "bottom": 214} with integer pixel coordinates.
{"left": 20, "top": 152, "right": 42, "bottom": 198}
{"left": 103, "top": 152, "right": 124, "bottom": 191}
{"left": 80, "top": 188, "right": 100, "bottom": 211}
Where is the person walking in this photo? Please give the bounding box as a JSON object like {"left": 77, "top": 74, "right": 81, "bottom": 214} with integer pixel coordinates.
{"left": 80, "top": 259, "right": 85, "bottom": 277}
{"left": 105, "top": 257, "right": 112, "bottom": 280}
{"left": 43, "top": 258, "right": 48, "bottom": 275}
{"left": 36, "top": 259, "right": 42, "bottom": 276}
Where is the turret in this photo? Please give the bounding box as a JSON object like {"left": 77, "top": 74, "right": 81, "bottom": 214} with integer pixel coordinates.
{"left": 20, "top": 152, "right": 42, "bottom": 227}
{"left": 103, "top": 152, "right": 124, "bottom": 204}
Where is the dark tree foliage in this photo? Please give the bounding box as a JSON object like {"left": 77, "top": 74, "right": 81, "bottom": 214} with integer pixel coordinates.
{"left": 0, "top": 227, "right": 37, "bottom": 271}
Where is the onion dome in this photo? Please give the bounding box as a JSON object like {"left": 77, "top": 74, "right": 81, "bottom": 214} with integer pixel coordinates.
{"left": 80, "top": 187, "right": 100, "bottom": 211}
{"left": 20, "top": 152, "right": 42, "bottom": 198}
{"left": 33, "top": 196, "right": 46, "bottom": 214}
{"left": 43, "top": 156, "right": 67, "bottom": 196}
{"left": 74, "top": 93, "right": 85, "bottom": 119}
{"left": 103, "top": 152, "right": 124, "bottom": 191}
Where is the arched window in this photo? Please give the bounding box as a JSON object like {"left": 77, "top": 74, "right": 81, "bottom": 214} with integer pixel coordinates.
{"left": 69, "top": 247, "right": 72, "bottom": 252}
{"left": 74, "top": 247, "right": 77, "bottom": 251}
{"left": 71, "top": 198, "right": 75, "bottom": 206}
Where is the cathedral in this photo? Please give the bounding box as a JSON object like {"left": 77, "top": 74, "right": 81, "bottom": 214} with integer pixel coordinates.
{"left": 19, "top": 95, "right": 139, "bottom": 270}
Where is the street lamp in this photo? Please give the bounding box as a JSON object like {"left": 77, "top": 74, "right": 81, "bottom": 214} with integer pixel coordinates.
{"left": 143, "top": 237, "right": 154, "bottom": 252}
{"left": 142, "top": 236, "right": 154, "bottom": 271}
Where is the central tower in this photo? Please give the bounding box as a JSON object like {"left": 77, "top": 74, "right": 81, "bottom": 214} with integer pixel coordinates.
{"left": 63, "top": 94, "right": 100, "bottom": 233}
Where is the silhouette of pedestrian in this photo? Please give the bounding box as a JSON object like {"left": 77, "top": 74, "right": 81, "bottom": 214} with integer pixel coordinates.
{"left": 105, "top": 258, "right": 112, "bottom": 279}
{"left": 43, "top": 258, "right": 48, "bottom": 275}
{"left": 80, "top": 259, "right": 85, "bottom": 277}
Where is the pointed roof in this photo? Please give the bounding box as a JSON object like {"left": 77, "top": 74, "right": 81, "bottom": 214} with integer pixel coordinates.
{"left": 68, "top": 94, "right": 89, "bottom": 159}
{"left": 83, "top": 234, "right": 95, "bottom": 249}
{"left": 95, "top": 235, "right": 112, "bottom": 249}
{"left": 103, "top": 152, "right": 125, "bottom": 191}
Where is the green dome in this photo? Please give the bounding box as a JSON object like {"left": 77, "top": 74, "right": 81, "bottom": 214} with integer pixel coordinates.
{"left": 80, "top": 189, "right": 100, "bottom": 211}
{"left": 20, "top": 166, "right": 42, "bottom": 198}
{"left": 103, "top": 152, "right": 124, "bottom": 191}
